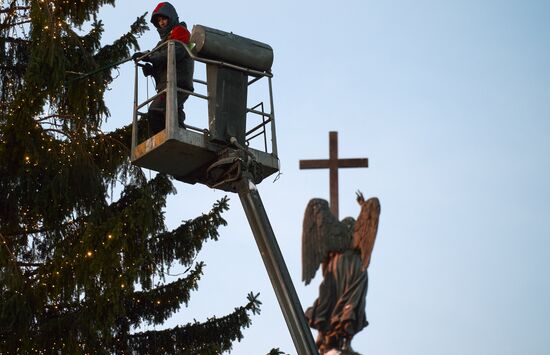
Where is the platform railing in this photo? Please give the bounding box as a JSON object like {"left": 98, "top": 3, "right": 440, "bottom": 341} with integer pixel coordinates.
{"left": 131, "top": 40, "right": 277, "bottom": 159}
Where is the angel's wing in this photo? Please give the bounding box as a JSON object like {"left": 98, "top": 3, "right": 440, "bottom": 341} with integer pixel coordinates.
{"left": 352, "top": 192, "right": 381, "bottom": 270}
{"left": 302, "top": 198, "right": 351, "bottom": 285}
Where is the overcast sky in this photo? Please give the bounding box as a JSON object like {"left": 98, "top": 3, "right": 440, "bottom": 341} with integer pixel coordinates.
{"left": 98, "top": 1, "right": 550, "bottom": 354}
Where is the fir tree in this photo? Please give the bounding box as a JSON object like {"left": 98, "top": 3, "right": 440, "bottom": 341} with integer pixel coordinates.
{"left": 0, "top": 1, "right": 260, "bottom": 353}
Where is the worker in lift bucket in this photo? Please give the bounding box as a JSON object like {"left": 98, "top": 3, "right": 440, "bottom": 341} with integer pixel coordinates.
{"left": 132, "top": 2, "right": 194, "bottom": 134}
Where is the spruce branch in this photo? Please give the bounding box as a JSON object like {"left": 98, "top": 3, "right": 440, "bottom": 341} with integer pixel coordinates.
{"left": 127, "top": 292, "right": 262, "bottom": 354}
{"left": 0, "top": 232, "right": 18, "bottom": 267}
{"left": 0, "top": 19, "right": 30, "bottom": 29}
{"left": 16, "top": 262, "right": 42, "bottom": 267}
{"left": 35, "top": 114, "right": 80, "bottom": 122}
{"left": 0, "top": 6, "right": 30, "bottom": 14}
{"left": 125, "top": 264, "right": 205, "bottom": 326}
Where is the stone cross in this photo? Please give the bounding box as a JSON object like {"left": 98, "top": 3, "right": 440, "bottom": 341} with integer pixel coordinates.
{"left": 299, "top": 131, "right": 369, "bottom": 219}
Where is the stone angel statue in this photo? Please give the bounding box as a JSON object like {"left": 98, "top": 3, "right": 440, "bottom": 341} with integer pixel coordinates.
{"left": 302, "top": 192, "right": 381, "bottom": 354}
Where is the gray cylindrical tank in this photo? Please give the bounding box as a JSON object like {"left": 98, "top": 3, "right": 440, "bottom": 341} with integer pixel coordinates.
{"left": 190, "top": 25, "right": 274, "bottom": 72}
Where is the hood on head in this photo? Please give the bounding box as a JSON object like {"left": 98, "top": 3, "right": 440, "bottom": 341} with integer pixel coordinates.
{"left": 151, "top": 2, "right": 179, "bottom": 28}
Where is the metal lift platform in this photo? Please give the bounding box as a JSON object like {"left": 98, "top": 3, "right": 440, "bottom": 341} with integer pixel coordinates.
{"left": 131, "top": 25, "right": 280, "bottom": 191}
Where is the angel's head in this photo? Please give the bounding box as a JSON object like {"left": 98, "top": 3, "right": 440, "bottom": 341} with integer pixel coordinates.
{"left": 341, "top": 217, "right": 356, "bottom": 234}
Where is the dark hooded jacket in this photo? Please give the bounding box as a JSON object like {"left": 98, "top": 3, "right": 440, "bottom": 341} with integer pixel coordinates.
{"left": 148, "top": 2, "right": 194, "bottom": 93}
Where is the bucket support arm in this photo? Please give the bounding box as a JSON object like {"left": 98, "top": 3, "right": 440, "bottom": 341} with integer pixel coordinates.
{"left": 235, "top": 177, "right": 318, "bottom": 355}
